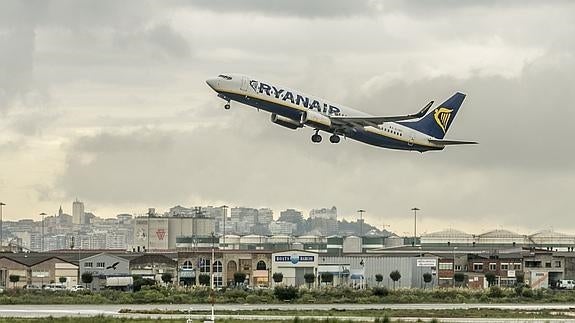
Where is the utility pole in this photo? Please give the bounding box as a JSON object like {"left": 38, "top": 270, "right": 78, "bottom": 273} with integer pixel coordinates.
{"left": 0, "top": 202, "right": 5, "bottom": 248}
{"left": 210, "top": 231, "right": 215, "bottom": 322}
{"left": 411, "top": 207, "right": 420, "bottom": 246}
{"left": 40, "top": 212, "right": 47, "bottom": 252}
{"left": 357, "top": 209, "right": 365, "bottom": 237}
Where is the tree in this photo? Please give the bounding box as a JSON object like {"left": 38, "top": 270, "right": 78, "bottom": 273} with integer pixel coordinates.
{"left": 515, "top": 272, "right": 525, "bottom": 286}
{"left": 389, "top": 270, "right": 401, "bottom": 289}
{"left": 59, "top": 277, "right": 67, "bottom": 284}
{"left": 199, "top": 274, "right": 211, "bottom": 286}
{"left": 161, "top": 273, "right": 173, "bottom": 284}
{"left": 320, "top": 272, "right": 334, "bottom": 285}
{"left": 304, "top": 273, "right": 315, "bottom": 289}
{"left": 273, "top": 272, "right": 283, "bottom": 284}
{"left": 454, "top": 272, "right": 465, "bottom": 287}
{"left": 375, "top": 274, "right": 383, "bottom": 286}
{"left": 81, "top": 272, "right": 93, "bottom": 289}
{"left": 9, "top": 274, "right": 20, "bottom": 288}
{"left": 133, "top": 275, "right": 155, "bottom": 292}
{"left": 234, "top": 272, "right": 247, "bottom": 286}
{"left": 485, "top": 272, "right": 497, "bottom": 287}
{"left": 423, "top": 272, "right": 432, "bottom": 288}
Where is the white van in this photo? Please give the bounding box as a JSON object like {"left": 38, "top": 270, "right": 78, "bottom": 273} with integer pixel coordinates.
{"left": 44, "top": 283, "right": 67, "bottom": 291}
{"left": 558, "top": 280, "right": 575, "bottom": 290}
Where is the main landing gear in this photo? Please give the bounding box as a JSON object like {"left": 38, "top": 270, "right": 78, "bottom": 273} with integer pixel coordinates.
{"left": 311, "top": 130, "right": 322, "bottom": 143}
{"left": 311, "top": 131, "right": 341, "bottom": 144}
{"left": 329, "top": 134, "right": 341, "bottom": 144}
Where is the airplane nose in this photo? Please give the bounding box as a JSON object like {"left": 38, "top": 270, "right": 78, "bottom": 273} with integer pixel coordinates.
{"left": 206, "top": 78, "right": 219, "bottom": 90}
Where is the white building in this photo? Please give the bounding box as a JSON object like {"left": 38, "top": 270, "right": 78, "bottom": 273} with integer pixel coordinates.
{"left": 271, "top": 250, "right": 318, "bottom": 287}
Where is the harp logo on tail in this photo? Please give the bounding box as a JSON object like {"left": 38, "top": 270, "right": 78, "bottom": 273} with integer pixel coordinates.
{"left": 433, "top": 107, "right": 453, "bottom": 134}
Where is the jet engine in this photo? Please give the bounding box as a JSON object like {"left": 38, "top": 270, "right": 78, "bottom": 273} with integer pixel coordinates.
{"left": 271, "top": 114, "right": 302, "bottom": 130}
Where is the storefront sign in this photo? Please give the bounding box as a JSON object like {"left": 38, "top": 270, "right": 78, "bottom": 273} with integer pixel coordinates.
{"left": 275, "top": 255, "right": 315, "bottom": 264}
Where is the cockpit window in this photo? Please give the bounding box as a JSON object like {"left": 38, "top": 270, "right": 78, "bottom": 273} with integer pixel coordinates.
{"left": 218, "top": 74, "right": 232, "bottom": 80}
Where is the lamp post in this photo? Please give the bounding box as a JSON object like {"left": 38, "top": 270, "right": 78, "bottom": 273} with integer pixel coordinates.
{"left": 210, "top": 231, "right": 215, "bottom": 322}
{"left": 452, "top": 246, "right": 458, "bottom": 288}
{"left": 40, "top": 212, "right": 47, "bottom": 252}
{"left": 411, "top": 208, "right": 420, "bottom": 246}
{"left": 0, "top": 202, "right": 5, "bottom": 248}
{"left": 357, "top": 209, "right": 365, "bottom": 237}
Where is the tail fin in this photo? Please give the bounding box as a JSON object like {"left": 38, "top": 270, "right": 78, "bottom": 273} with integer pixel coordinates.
{"left": 400, "top": 92, "right": 466, "bottom": 139}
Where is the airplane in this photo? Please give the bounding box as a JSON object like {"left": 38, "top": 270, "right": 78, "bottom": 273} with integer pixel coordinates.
{"left": 205, "top": 73, "right": 477, "bottom": 152}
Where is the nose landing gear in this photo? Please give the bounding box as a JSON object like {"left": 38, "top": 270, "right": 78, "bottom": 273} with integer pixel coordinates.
{"left": 224, "top": 103, "right": 230, "bottom": 110}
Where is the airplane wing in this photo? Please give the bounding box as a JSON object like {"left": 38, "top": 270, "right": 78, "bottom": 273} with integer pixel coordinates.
{"left": 428, "top": 139, "right": 478, "bottom": 145}
{"left": 330, "top": 101, "right": 433, "bottom": 128}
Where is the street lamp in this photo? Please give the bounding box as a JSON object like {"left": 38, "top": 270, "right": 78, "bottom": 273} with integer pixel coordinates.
{"left": 210, "top": 232, "right": 215, "bottom": 322}
{"left": 452, "top": 246, "right": 458, "bottom": 288}
{"left": 0, "top": 202, "right": 5, "bottom": 248}
{"left": 40, "top": 212, "right": 47, "bottom": 252}
{"left": 411, "top": 208, "right": 420, "bottom": 246}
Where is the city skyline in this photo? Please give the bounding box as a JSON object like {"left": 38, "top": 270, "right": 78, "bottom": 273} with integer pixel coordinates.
{"left": 1, "top": 1, "right": 574, "bottom": 235}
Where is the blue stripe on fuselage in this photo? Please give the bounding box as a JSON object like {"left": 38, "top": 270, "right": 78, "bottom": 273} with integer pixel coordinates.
{"left": 219, "top": 91, "right": 443, "bottom": 152}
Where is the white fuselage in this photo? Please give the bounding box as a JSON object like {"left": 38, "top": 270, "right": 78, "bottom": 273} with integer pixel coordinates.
{"left": 206, "top": 73, "right": 444, "bottom": 151}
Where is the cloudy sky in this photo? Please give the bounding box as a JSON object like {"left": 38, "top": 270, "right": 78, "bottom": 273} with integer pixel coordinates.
{"left": 1, "top": 0, "right": 574, "bottom": 235}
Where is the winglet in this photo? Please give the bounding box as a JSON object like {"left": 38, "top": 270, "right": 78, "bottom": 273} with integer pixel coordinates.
{"left": 418, "top": 100, "right": 434, "bottom": 117}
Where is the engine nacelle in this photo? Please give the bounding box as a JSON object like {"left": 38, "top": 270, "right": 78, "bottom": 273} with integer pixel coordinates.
{"left": 300, "top": 110, "right": 332, "bottom": 129}
{"left": 271, "top": 114, "right": 302, "bottom": 130}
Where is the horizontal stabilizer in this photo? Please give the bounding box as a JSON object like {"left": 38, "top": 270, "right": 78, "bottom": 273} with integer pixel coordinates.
{"left": 428, "top": 139, "right": 478, "bottom": 145}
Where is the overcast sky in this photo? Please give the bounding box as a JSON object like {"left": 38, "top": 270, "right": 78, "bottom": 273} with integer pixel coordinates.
{"left": 1, "top": 0, "right": 574, "bottom": 236}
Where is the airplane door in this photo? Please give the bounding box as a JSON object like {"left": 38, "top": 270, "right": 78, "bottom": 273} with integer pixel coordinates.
{"left": 240, "top": 76, "right": 249, "bottom": 91}
{"left": 408, "top": 132, "right": 415, "bottom": 146}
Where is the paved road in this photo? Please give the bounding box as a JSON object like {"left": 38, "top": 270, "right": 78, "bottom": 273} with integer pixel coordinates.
{"left": 0, "top": 303, "right": 574, "bottom": 322}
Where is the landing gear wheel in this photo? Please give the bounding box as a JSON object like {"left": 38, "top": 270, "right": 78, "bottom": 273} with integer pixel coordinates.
{"left": 329, "top": 134, "right": 340, "bottom": 144}
{"left": 311, "top": 134, "right": 322, "bottom": 143}
{"left": 224, "top": 103, "right": 231, "bottom": 110}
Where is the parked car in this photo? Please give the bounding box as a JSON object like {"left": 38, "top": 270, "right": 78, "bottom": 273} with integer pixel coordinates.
{"left": 44, "top": 283, "right": 66, "bottom": 291}
{"left": 70, "top": 285, "right": 86, "bottom": 292}
{"left": 558, "top": 280, "right": 575, "bottom": 290}
{"left": 23, "top": 284, "right": 42, "bottom": 290}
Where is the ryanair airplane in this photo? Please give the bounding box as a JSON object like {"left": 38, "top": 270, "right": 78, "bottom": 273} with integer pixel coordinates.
{"left": 206, "top": 74, "right": 477, "bottom": 152}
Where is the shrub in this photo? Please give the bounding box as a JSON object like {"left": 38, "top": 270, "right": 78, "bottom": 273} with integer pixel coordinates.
{"left": 488, "top": 286, "right": 503, "bottom": 298}
{"left": 274, "top": 285, "right": 299, "bottom": 301}
{"left": 372, "top": 287, "right": 389, "bottom": 297}
{"left": 522, "top": 288, "right": 534, "bottom": 298}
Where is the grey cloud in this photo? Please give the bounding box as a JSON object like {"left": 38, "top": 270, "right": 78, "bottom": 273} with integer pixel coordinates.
{"left": 8, "top": 110, "right": 59, "bottom": 136}
{"left": 185, "top": 0, "right": 381, "bottom": 17}
{"left": 0, "top": 0, "right": 159, "bottom": 29}
{"left": 113, "top": 24, "right": 192, "bottom": 60}
{"left": 0, "top": 27, "right": 36, "bottom": 111}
